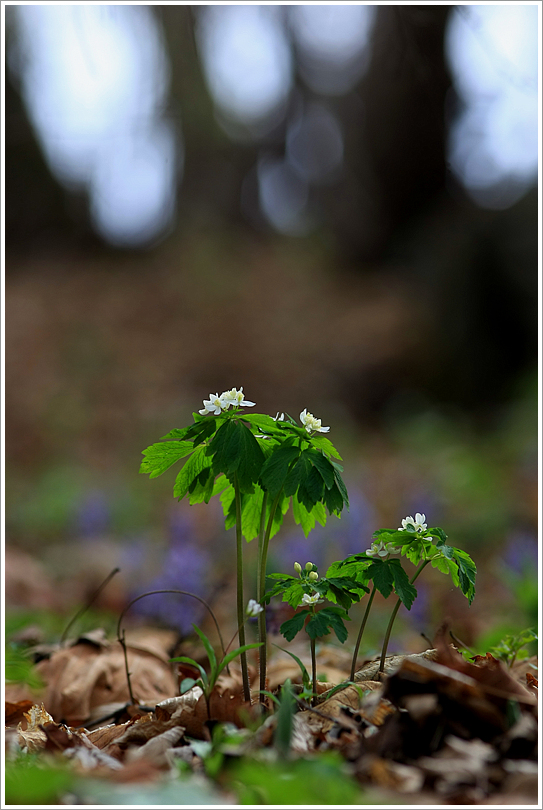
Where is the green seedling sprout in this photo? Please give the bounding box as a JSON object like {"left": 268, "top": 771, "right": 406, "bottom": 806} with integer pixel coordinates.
{"left": 487, "top": 627, "right": 537, "bottom": 668}
{"left": 170, "top": 616, "right": 262, "bottom": 721}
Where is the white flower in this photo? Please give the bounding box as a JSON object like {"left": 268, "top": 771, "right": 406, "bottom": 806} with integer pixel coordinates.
{"left": 366, "top": 540, "right": 400, "bottom": 558}
{"left": 220, "top": 387, "right": 255, "bottom": 409}
{"left": 301, "top": 592, "right": 324, "bottom": 606}
{"left": 274, "top": 413, "right": 285, "bottom": 422}
{"left": 246, "top": 599, "right": 264, "bottom": 617}
{"left": 299, "top": 409, "right": 330, "bottom": 434}
{"left": 199, "top": 393, "right": 227, "bottom": 416}
{"left": 398, "top": 513, "right": 427, "bottom": 533}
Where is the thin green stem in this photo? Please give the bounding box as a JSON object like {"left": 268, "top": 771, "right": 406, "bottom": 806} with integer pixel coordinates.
{"left": 350, "top": 584, "right": 377, "bottom": 682}
{"left": 310, "top": 634, "right": 317, "bottom": 707}
{"left": 378, "top": 559, "right": 430, "bottom": 673}
{"left": 234, "top": 473, "right": 251, "bottom": 702}
{"left": 258, "top": 490, "right": 282, "bottom": 703}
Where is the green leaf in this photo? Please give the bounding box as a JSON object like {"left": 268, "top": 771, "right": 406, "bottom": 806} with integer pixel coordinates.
{"left": 219, "top": 482, "right": 236, "bottom": 529}
{"left": 168, "top": 656, "right": 208, "bottom": 688}
{"left": 306, "top": 607, "right": 350, "bottom": 643}
{"left": 309, "top": 435, "right": 342, "bottom": 460}
{"left": 192, "top": 624, "right": 218, "bottom": 674}
{"left": 333, "top": 469, "right": 349, "bottom": 510}
{"left": 323, "top": 482, "right": 344, "bottom": 516}
{"left": 366, "top": 561, "right": 395, "bottom": 599}
{"left": 208, "top": 420, "right": 265, "bottom": 493}
{"left": 211, "top": 474, "right": 230, "bottom": 497}
{"left": 452, "top": 547, "right": 477, "bottom": 605}
{"left": 323, "top": 577, "right": 369, "bottom": 609}
{"left": 238, "top": 485, "right": 264, "bottom": 541}
{"left": 306, "top": 450, "right": 336, "bottom": 489}
{"left": 274, "top": 678, "right": 295, "bottom": 758}
{"left": 305, "top": 464, "right": 325, "bottom": 503}
{"left": 389, "top": 561, "right": 418, "bottom": 609}
{"left": 217, "top": 642, "right": 263, "bottom": 677}
{"left": 292, "top": 492, "right": 317, "bottom": 536}
{"left": 282, "top": 581, "right": 305, "bottom": 609}
{"left": 173, "top": 446, "right": 213, "bottom": 501}
{"left": 280, "top": 610, "right": 309, "bottom": 642}
{"left": 185, "top": 416, "right": 220, "bottom": 447}
{"left": 430, "top": 527, "right": 448, "bottom": 543}
{"left": 242, "top": 413, "right": 282, "bottom": 432}
{"left": 273, "top": 645, "right": 311, "bottom": 690}
{"left": 140, "top": 441, "right": 195, "bottom": 478}
{"left": 260, "top": 443, "right": 300, "bottom": 496}
{"left": 187, "top": 466, "right": 215, "bottom": 505}
{"left": 160, "top": 427, "right": 191, "bottom": 440}
{"left": 283, "top": 453, "right": 311, "bottom": 497}
{"left": 179, "top": 677, "right": 199, "bottom": 694}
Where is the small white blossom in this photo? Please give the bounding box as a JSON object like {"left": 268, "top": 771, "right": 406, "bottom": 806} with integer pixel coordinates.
{"left": 301, "top": 592, "right": 324, "bottom": 606}
{"left": 246, "top": 599, "right": 264, "bottom": 617}
{"left": 366, "top": 540, "right": 400, "bottom": 558}
{"left": 221, "top": 387, "right": 256, "bottom": 409}
{"left": 199, "top": 393, "right": 227, "bottom": 416}
{"left": 274, "top": 413, "right": 285, "bottom": 422}
{"left": 299, "top": 409, "right": 330, "bottom": 434}
{"left": 399, "top": 513, "right": 427, "bottom": 533}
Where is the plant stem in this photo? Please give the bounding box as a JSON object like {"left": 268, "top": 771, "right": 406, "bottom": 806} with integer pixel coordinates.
{"left": 256, "top": 491, "right": 268, "bottom": 703}
{"left": 258, "top": 490, "right": 282, "bottom": 703}
{"left": 234, "top": 473, "right": 251, "bottom": 702}
{"left": 310, "top": 635, "right": 317, "bottom": 707}
{"left": 350, "top": 584, "right": 377, "bottom": 682}
{"left": 378, "top": 559, "right": 430, "bottom": 674}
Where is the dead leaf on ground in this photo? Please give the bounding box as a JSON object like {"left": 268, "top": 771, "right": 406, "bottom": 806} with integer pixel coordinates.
{"left": 35, "top": 635, "right": 177, "bottom": 726}
{"left": 5, "top": 699, "right": 35, "bottom": 727}
{"left": 17, "top": 703, "right": 54, "bottom": 752}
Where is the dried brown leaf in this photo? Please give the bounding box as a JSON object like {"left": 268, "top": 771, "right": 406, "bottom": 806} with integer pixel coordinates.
{"left": 125, "top": 726, "right": 186, "bottom": 768}
{"left": 35, "top": 638, "right": 177, "bottom": 725}
{"left": 17, "top": 703, "right": 54, "bottom": 752}
{"left": 5, "top": 699, "right": 35, "bottom": 727}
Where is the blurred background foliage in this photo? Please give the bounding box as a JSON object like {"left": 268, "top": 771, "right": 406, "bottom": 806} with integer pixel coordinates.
{"left": 4, "top": 4, "right": 539, "bottom": 658}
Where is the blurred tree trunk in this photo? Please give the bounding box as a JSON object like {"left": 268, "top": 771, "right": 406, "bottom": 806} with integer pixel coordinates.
{"left": 319, "top": 5, "right": 454, "bottom": 261}
{"left": 154, "top": 4, "right": 259, "bottom": 230}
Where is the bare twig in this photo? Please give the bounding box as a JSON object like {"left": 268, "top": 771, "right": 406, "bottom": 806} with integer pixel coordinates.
{"left": 60, "top": 567, "right": 120, "bottom": 644}
{"left": 116, "top": 588, "right": 227, "bottom": 705}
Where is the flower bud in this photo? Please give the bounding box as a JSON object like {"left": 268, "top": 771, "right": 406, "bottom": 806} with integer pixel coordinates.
{"left": 308, "top": 571, "right": 319, "bottom": 582}
{"left": 246, "top": 599, "right": 264, "bottom": 617}
{"left": 305, "top": 562, "right": 314, "bottom": 571}
{"left": 294, "top": 562, "right": 302, "bottom": 574}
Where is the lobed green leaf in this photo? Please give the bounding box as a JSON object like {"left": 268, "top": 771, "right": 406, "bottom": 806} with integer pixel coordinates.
{"left": 260, "top": 443, "right": 300, "bottom": 496}
{"left": 280, "top": 610, "right": 309, "bottom": 642}
{"left": 140, "top": 441, "right": 195, "bottom": 479}
{"left": 173, "top": 446, "right": 213, "bottom": 501}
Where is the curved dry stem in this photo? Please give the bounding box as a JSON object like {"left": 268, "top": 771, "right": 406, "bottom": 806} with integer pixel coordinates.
{"left": 117, "top": 588, "right": 227, "bottom": 705}
{"left": 61, "top": 567, "right": 120, "bottom": 644}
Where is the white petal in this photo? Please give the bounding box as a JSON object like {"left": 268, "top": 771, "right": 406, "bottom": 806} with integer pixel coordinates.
{"left": 318, "top": 426, "right": 330, "bottom": 433}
